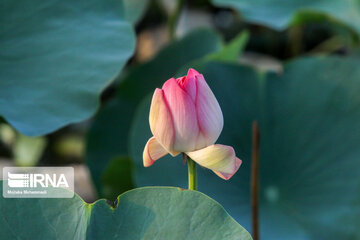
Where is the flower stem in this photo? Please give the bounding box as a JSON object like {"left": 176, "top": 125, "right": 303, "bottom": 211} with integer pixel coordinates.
{"left": 184, "top": 153, "right": 197, "bottom": 190}
{"left": 288, "top": 25, "right": 303, "bottom": 57}
{"left": 168, "top": 0, "right": 184, "bottom": 40}
{"left": 251, "top": 121, "right": 260, "bottom": 240}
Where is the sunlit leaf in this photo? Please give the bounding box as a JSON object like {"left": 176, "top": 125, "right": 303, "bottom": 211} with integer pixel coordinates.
{"left": 14, "top": 134, "right": 46, "bottom": 166}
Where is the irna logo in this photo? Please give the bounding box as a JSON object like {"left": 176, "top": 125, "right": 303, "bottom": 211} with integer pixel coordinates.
{"left": 3, "top": 167, "right": 74, "bottom": 198}
{"left": 8, "top": 173, "right": 69, "bottom": 188}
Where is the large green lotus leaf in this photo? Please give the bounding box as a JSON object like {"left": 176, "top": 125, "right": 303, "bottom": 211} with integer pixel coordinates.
{"left": 0, "top": 183, "right": 252, "bottom": 240}
{"left": 212, "top": 0, "right": 360, "bottom": 33}
{"left": 86, "top": 29, "right": 223, "bottom": 197}
{"left": 0, "top": 0, "right": 135, "bottom": 136}
{"left": 130, "top": 57, "right": 360, "bottom": 239}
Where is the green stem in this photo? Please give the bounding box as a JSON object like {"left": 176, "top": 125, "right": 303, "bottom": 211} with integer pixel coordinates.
{"left": 168, "top": 0, "right": 184, "bottom": 40}
{"left": 184, "top": 153, "right": 197, "bottom": 190}
{"left": 288, "top": 25, "right": 303, "bottom": 57}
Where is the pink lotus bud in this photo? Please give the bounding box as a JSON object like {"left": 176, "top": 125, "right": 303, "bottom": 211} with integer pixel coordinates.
{"left": 143, "top": 68, "right": 241, "bottom": 180}
{"left": 149, "top": 68, "right": 223, "bottom": 153}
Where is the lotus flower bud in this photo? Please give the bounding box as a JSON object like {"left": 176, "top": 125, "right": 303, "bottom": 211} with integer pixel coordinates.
{"left": 143, "top": 68, "right": 241, "bottom": 180}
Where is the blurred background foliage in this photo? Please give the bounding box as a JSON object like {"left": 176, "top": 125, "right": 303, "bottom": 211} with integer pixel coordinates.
{"left": 1, "top": 0, "right": 360, "bottom": 239}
